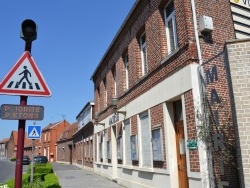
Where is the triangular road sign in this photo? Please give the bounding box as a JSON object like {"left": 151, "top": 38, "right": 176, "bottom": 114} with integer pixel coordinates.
{"left": 0, "top": 51, "right": 51, "bottom": 97}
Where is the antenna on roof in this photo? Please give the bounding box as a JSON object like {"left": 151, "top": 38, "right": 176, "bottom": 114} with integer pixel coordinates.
{"left": 58, "top": 114, "right": 66, "bottom": 120}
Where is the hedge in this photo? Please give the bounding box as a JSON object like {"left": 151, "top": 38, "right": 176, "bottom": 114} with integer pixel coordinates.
{"left": 5, "top": 163, "right": 60, "bottom": 188}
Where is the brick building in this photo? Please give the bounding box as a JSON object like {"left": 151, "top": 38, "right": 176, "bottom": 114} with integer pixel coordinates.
{"left": 40, "top": 120, "right": 70, "bottom": 162}
{"left": 0, "top": 138, "right": 9, "bottom": 159}
{"left": 90, "top": 0, "right": 249, "bottom": 187}
{"left": 57, "top": 122, "right": 78, "bottom": 164}
{"left": 73, "top": 102, "right": 94, "bottom": 170}
{"left": 6, "top": 131, "right": 18, "bottom": 159}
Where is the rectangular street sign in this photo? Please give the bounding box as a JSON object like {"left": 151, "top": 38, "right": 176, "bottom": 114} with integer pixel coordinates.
{"left": 0, "top": 104, "right": 44, "bottom": 120}
{"left": 27, "top": 125, "right": 42, "bottom": 139}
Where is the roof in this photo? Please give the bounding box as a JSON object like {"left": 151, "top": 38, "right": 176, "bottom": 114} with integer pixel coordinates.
{"left": 76, "top": 101, "right": 94, "bottom": 119}
{"left": 24, "top": 138, "right": 33, "bottom": 148}
{"left": 58, "top": 122, "right": 78, "bottom": 142}
{"left": 42, "top": 120, "right": 67, "bottom": 131}
{"left": 73, "top": 120, "right": 93, "bottom": 137}
{"left": 0, "top": 138, "right": 9, "bottom": 144}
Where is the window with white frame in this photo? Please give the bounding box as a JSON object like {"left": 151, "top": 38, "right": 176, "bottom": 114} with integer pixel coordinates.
{"left": 103, "top": 78, "right": 107, "bottom": 107}
{"left": 130, "top": 135, "right": 138, "bottom": 160}
{"left": 152, "top": 128, "right": 163, "bottom": 161}
{"left": 124, "top": 119, "right": 132, "bottom": 165}
{"left": 112, "top": 68, "right": 117, "bottom": 96}
{"left": 44, "top": 132, "right": 47, "bottom": 142}
{"left": 139, "top": 111, "right": 152, "bottom": 167}
{"left": 99, "top": 134, "right": 103, "bottom": 160}
{"left": 84, "top": 141, "right": 86, "bottom": 158}
{"left": 164, "top": 1, "right": 178, "bottom": 54}
{"left": 124, "top": 54, "right": 129, "bottom": 90}
{"left": 140, "top": 33, "right": 148, "bottom": 76}
{"left": 117, "top": 136, "right": 123, "bottom": 160}
{"left": 107, "top": 141, "right": 110, "bottom": 159}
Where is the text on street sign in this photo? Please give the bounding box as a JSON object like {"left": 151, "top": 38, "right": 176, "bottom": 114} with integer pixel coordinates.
{"left": 0, "top": 104, "right": 44, "bottom": 120}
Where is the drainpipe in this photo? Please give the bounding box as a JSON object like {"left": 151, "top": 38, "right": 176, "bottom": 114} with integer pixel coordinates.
{"left": 190, "top": 0, "right": 210, "bottom": 188}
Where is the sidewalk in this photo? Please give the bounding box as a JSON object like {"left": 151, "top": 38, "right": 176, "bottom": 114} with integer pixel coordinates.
{"left": 52, "top": 162, "right": 123, "bottom": 188}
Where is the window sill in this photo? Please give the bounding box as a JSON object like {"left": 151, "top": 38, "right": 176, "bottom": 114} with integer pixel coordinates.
{"left": 160, "top": 47, "right": 180, "bottom": 65}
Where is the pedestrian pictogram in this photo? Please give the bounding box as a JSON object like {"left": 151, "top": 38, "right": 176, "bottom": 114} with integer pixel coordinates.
{"left": 27, "top": 125, "right": 42, "bottom": 139}
{"left": 0, "top": 51, "right": 51, "bottom": 97}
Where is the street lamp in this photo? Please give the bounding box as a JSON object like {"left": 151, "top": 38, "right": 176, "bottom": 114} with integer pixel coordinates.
{"left": 93, "top": 112, "right": 105, "bottom": 126}
{"left": 111, "top": 96, "right": 126, "bottom": 116}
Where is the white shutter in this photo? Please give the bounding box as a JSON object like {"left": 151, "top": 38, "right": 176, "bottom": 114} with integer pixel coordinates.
{"left": 140, "top": 112, "right": 151, "bottom": 167}
{"left": 124, "top": 119, "right": 132, "bottom": 165}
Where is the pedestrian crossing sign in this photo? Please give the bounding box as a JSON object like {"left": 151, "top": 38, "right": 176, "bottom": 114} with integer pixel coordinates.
{"left": 28, "top": 125, "right": 42, "bottom": 139}
{"left": 0, "top": 51, "right": 51, "bottom": 97}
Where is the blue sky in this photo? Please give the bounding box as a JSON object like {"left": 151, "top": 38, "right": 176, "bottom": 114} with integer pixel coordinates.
{"left": 0, "top": 1, "right": 135, "bottom": 141}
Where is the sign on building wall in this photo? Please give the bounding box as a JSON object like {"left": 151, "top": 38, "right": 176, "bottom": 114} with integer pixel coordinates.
{"left": 230, "top": 0, "right": 250, "bottom": 38}
{"left": 198, "top": 51, "right": 240, "bottom": 187}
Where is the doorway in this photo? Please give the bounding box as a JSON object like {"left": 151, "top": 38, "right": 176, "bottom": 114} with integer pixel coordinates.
{"left": 174, "top": 100, "right": 189, "bottom": 188}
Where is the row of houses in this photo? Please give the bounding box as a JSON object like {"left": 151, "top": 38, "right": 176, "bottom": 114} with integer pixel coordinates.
{"left": 1, "top": 0, "right": 250, "bottom": 187}
{"left": 0, "top": 102, "right": 95, "bottom": 166}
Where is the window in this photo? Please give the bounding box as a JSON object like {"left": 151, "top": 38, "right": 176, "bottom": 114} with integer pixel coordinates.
{"left": 99, "top": 134, "right": 103, "bottom": 160}
{"left": 103, "top": 78, "right": 107, "bottom": 107}
{"left": 130, "top": 135, "right": 138, "bottom": 160}
{"left": 124, "top": 119, "right": 132, "bottom": 165}
{"left": 44, "top": 132, "right": 47, "bottom": 142}
{"left": 124, "top": 54, "right": 129, "bottom": 90}
{"left": 140, "top": 33, "right": 148, "bottom": 76}
{"left": 139, "top": 111, "right": 152, "bottom": 167}
{"left": 174, "top": 99, "right": 183, "bottom": 121}
{"left": 107, "top": 141, "right": 111, "bottom": 160}
{"left": 164, "top": 1, "right": 178, "bottom": 54}
{"left": 112, "top": 68, "right": 117, "bottom": 96}
{"left": 117, "top": 136, "right": 123, "bottom": 160}
{"left": 152, "top": 128, "right": 163, "bottom": 161}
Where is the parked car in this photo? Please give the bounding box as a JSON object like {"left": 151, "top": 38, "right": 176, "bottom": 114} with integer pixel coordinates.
{"left": 34, "top": 156, "right": 48, "bottom": 163}
{"left": 23, "top": 155, "right": 31, "bottom": 165}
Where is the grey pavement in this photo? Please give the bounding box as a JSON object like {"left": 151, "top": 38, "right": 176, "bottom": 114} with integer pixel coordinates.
{"left": 52, "top": 162, "right": 124, "bottom": 188}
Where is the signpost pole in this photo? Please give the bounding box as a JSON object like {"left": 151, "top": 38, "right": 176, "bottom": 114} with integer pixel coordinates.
{"left": 14, "top": 24, "right": 33, "bottom": 188}
{"left": 30, "top": 139, "right": 34, "bottom": 183}
{"left": 14, "top": 96, "right": 28, "bottom": 188}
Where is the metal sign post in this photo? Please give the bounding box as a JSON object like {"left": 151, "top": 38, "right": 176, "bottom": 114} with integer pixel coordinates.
{"left": 0, "top": 19, "right": 50, "bottom": 188}
{"left": 14, "top": 29, "right": 33, "bottom": 188}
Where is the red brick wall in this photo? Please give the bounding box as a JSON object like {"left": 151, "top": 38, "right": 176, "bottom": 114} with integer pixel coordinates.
{"left": 57, "top": 142, "right": 70, "bottom": 162}
{"left": 83, "top": 125, "right": 94, "bottom": 168}
{"left": 7, "top": 137, "right": 16, "bottom": 159}
{"left": 92, "top": 0, "right": 239, "bottom": 186}
{"left": 184, "top": 90, "right": 200, "bottom": 172}
{"left": 41, "top": 120, "right": 71, "bottom": 162}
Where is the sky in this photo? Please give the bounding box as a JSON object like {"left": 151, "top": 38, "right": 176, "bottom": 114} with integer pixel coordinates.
{"left": 0, "top": 1, "right": 135, "bottom": 141}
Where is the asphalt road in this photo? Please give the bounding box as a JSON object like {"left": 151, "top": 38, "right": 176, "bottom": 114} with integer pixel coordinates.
{"left": 0, "top": 159, "right": 15, "bottom": 184}
{"left": 0, "top": 159, "right": 29, "bottom": 184}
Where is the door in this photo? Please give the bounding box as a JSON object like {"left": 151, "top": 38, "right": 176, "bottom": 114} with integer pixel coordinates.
{"left": 175, "top": 121, "right": 189, "bottom": 188}
{"left": 174, "top": 100, "right": 188, "bottom": 188}
{"left": 69, "top": 145, "right": 72, "bottom": 164}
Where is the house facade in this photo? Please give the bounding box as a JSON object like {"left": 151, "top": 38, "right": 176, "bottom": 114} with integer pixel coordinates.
{"left": 40, "top": 120, "right": 71, "bottom": 162}
{"left": 91, "top": 0, "right": 249, "bottom": 187}
{"left": 57, "top": 122, "right": 78, "bottom": 164}
{"left": 73, "top": 102, "right": 94, "bottom": 170}
{"left": 0, "top": 138, "right": 9, "bottom": 159}
{"left": 6, "top": 131, "right": 18, "bottom": 159}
